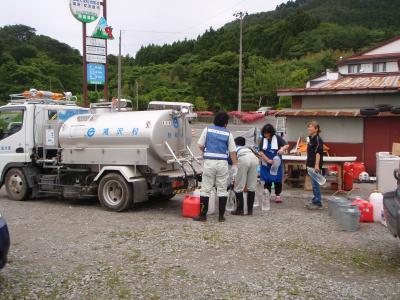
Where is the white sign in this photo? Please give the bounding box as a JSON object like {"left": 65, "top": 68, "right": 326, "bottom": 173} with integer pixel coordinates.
{"left": 46, "top": 129, "right": 55, "bottom": 146}
{"left": 70, "top": 0, "right": 101, "bottom": 23}
{"left": 86, "top": 37, "right": 106, "bottom": 48}
{"left": 87, "top": 46, "right": 106, "bottom": 56}
{"left": 86, "top": 54, "right": 106, "bottom": 64}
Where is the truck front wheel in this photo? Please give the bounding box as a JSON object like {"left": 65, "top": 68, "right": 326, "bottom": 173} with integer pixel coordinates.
{"left": 5, "top": 168, "right": 32, "bottom": 201}
{"left": 98, "top": 173, "right": 133, "bottom": 212}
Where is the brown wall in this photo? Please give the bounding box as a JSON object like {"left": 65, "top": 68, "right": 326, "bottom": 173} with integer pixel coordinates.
{"left": 292, "top": 96, "right": 302, "bottom": 109}
{"left": 364, "top": 117, "right": 400, "bottom": 175}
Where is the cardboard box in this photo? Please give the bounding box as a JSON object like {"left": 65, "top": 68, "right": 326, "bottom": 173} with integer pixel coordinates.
{"left": 393, "top": 143, "right": 400, "bottom": 156}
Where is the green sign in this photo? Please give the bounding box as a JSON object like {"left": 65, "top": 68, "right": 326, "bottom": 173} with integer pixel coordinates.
{"left": 70, "top": 0, "right": 101, "bottom": 23}
{"left": 92, "top": 17, "right": 114, "bottom": 39}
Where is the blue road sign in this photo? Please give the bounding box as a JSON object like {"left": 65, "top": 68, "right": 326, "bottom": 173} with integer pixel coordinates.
{"left": 87, "top": 63, "right": 105, "bottom": 85}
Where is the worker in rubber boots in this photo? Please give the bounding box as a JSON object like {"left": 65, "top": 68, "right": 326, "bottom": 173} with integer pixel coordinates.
{"left": 231, "top": 137, "right": 259, "bottom": 216}
{"left": 194, "top": 112, "right": 238, "bottom": 222}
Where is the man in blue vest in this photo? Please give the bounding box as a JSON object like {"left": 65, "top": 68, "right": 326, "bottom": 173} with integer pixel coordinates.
{"left": 194, "top": 112, "right": 238, "bottom": 222}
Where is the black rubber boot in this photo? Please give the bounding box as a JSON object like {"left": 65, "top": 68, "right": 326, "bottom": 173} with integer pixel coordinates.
{"left": 193, "top": 196, "right": 208, "bottom": 222}
{"left": 219, "top": 197, "right": 227, "bottom": 222}
{"left": 247, "top": 191, "right": 255, "bottom": 216}
{"left": 231, "top": 192, "right": 244, "bottom": 216}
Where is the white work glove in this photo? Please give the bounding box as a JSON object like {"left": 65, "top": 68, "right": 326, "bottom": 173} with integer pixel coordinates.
{"left": 231, "top": 165, "right": 238, "bottom": 181}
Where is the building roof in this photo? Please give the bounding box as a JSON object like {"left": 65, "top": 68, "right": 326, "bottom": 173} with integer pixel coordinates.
{"left": 338, "top": 52, "right": 400, "bottom": 65}
{"left": 275, "top": 109, "right": 400, "bottom": 118}
{"left": 355, "top": 36, "right": 400, "bottom": 56}
{"left": 277, "top": 74, "right": 400, "bottom": 96}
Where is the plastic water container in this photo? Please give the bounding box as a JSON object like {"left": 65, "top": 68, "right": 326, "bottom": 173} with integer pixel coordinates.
{"left": 262, "top": 189, "right": 271, "bottom": 211}
{"left": 351, "top": 198, "right": 373, "bottom": 223}
{"left": 255, "top": 181, "right": 264, "bottom": 208}
{"left": 226, "top": 189, "right": 236, "bottom": 212}
{"left": 339, "top": 207, "right": 361, "bottom": 232}
{"left": 352, "top": 162, "right": 366, "bottom": 180}
{"left": 328, "top": 196, "right": 348, "bottom": 218}
{"left": 270, "top": 156, "right": 281, "bottom": 176}
{"left": 208, "top": 189, "right": 217, "bottom": 215}
{"left": 182, "top": 194, "right": 200, "bottom": 218}
{"left": 369, "top": 191, "right": 384, "bottom": 222}
{"left": 307, "top": 167, "right": 326, "bottom": 185}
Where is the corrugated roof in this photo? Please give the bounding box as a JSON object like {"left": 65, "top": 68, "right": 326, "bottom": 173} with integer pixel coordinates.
{"left": 277, "top": 74, "right": 400, "bottom": 96}
{"left": 275, "top": 109, "right": 400, "bottom": 118}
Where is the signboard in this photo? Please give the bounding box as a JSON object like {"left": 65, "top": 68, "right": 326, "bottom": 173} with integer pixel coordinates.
{"left": 87, "top": 45, "right": 106, "bottom": 56}
{"left": 87, "top": 63, "right": 105, "bottom": 84}
{"left": 92, "top": 17, "right": 114, "bottom": 39}
{"left": 70, "top": 0, "right": 101, "bottom": 23}
{"left": 86, "top": 37, "right": 106, "bottom": 48}
{"left": 86, "top": 54, "right": 106, "bottom": 64}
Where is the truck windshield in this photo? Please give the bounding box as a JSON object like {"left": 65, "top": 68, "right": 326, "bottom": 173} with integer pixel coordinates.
{"left": 0, "top": 110, "right": 23, "bottom": 141}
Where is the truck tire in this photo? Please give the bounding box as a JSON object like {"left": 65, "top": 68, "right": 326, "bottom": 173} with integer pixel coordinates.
{"left": 98, "top": 173, "right": 133, "bottom": 212}
{"left": 5, "top": 168, "right": 32, "bottom": 201}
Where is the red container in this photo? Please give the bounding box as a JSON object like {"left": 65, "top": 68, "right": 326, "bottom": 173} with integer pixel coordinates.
{"left": 352, "top": 162, "right": 366, "bottom": 180}
{"left": 344, "top": 162, "right": 354, "bottom": 172}
{"left": 182, "top": 195, "right": 200, "bottom": 218}
{"left": 351, "top": 198, "right": 374, "bottom": 223}
{"left": 328, "top": 165, "right": 339, "bottom": 173}
{"left": 343, "top": 169, "right": 353, "bottom": 191}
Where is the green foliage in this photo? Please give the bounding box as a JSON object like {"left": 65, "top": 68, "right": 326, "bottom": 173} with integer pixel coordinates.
{"left": 1, "top": 0, "right": 399, "bottom": 110}
{"left": 194, "top": 97, "right": 208, "bottom": 111}
{"left": 0, "top": 25, "right": 82, "bottom": 102}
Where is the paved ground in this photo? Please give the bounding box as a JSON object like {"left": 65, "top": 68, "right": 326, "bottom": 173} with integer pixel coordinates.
{"left": 0, "top": 123, "right": 400, "bottom": 299}
{"left": 1, "top": 188, "right": 399, "bottom": 299}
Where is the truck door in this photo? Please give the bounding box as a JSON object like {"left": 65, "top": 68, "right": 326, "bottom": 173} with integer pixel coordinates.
{"left": 0, "top": 107, "right": 27, "bottom": 176}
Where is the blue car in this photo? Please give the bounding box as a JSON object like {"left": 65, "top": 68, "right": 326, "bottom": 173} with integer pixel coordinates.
{"left": 0, "top": 212, "right": 10, "bottom": 269}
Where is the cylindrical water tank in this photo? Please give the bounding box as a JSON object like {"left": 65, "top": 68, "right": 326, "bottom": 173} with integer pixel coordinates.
{"left": 59, "top": 110, "right": 192, "bottom": 162}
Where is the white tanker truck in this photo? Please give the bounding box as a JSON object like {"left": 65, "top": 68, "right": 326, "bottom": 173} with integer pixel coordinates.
{"left": 0, "top": 90, "right": 201, "bottom": 211}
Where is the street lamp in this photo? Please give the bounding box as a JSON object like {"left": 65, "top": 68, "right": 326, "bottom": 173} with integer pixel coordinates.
{"left": 233, "top": 11, "right": 247, "bottom": 113}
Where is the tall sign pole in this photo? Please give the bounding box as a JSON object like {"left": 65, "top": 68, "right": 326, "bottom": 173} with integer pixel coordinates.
{"left": 102, "top": 0, "right": 109, "bottom": 101}
{"left": 82, "top": 23, "right": 88, "bottom": 107}
{"left": 70, "top": 0, "right": 102, "bottom": 107}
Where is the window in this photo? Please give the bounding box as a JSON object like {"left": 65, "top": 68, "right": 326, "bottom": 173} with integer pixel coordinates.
{"left": 348, "top": 64, "right": 361, "bottom": 74}
{"left": 0, "top": 109, "right": 24, "bottom": 141}
{"left": 373, "top": 62, "right": 386, "bottom": 73}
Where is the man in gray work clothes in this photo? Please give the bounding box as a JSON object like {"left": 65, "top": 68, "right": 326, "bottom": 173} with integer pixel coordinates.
{"left": 194, "top": 112, "right": 238, "bottom": 222}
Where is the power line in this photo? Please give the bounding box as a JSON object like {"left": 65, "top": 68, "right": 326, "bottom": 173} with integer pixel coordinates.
{"left": 142, "top": 0, "right": 249, "bottom": 45}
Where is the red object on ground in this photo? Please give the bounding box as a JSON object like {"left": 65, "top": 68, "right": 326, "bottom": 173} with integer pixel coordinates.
{"left": 351, "top": 198, "right": 374, "bottom": 223}
{"left": 182, "top": 195, "right": 200, "bottom": 218}
{"left": 343, "top": 169, "right": 353, "bottom": 191}
{"left": 343, "top": 162, "right": 353, "bottom": 172}
{"left": 328, "top": 165, "right": 339, "bottom": 173}
{"left": 352, "top": 162, "right": 366, "bottom": 180}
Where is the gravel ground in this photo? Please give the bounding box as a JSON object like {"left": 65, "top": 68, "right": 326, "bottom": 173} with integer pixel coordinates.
{"left": 1, "top": 187, "right": 400, "bottom": 300}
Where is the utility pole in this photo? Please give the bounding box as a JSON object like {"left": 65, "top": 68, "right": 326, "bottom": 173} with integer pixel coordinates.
{"left": 117, "top": 30, "right": 122, "bottom": 111}
{"left": 233, "top": 11, "right": 247, "bottom": 112}
{"left": 135, "top": 80, "right": 139, "bottom": 111}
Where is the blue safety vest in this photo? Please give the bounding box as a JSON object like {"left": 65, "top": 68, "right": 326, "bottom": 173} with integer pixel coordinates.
{"left": 204, "top": 126, "right": 230, "bottom": 160}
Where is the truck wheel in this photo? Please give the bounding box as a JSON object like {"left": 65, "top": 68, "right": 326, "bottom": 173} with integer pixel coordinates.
{"left": 98, "top": 173, "right": 133, "bottom": 212}
{"left": 5, "top": 168, "right": 32, "bottom": 201}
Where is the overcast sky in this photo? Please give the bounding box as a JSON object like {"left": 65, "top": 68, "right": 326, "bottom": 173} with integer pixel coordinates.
{"left": 0, "top": 0, "right": 285, "bottom": 56}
